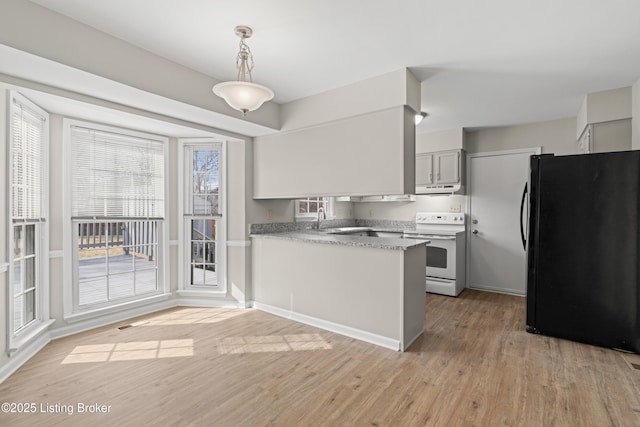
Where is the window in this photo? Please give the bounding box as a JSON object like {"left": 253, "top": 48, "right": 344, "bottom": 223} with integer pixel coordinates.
{"left": 179, "top": 141, "right": 225, "bottom": 293}
{"left": 295, "top": 197, "right": 335, "bottom": 220}
{"left": 68, "top": 121, "right": 166, "bottom": 315}
{"left": 7, "top": 91, "right": 51, "bottom": 349}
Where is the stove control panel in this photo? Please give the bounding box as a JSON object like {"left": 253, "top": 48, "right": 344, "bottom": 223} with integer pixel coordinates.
{"left": 416, "top": 212, "right": 465, "bottom": 225}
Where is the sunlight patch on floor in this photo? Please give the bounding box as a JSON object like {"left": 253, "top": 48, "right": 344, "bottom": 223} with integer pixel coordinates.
{"left": 130, "top": 307, "right": 247, "bottom": 326}
{"left": 61, "top": 339, "right": 194, "bottom": 364}
{"left": 217, "top": 333, "right": 332, "bottom": 354}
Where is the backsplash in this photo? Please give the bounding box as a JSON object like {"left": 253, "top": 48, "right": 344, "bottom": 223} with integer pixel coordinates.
{"left": 352, "top": 194, "right": 467, "bottom": 221}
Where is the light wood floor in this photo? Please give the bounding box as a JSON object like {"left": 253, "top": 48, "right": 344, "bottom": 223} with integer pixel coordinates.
{"left": 1, "top": 290, "right": 639, "bottom": 426}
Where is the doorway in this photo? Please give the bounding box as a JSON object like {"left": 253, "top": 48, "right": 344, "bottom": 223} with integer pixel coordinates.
{"left": 466, "top": 148, "right": 540, "bottom": 295}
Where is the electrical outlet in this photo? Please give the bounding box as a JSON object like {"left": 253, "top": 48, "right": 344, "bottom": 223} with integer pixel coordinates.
{"left": 267, "top": 209, "right": 273, "bottom": 220}
{"left": 369, "top": 209, "right": 374, "bottom": 217}
{"left": 450, "top": 204, "right": 461, "bottom": 213}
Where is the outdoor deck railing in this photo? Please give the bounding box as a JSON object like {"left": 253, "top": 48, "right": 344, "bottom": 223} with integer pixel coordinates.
{"left": 77, "top": 221, "right": 157, "bottom": 260}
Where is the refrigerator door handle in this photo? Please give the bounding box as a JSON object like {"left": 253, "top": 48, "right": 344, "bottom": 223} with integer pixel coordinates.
{"left": 519, "top": 182, "right": 528, "bottom": 251}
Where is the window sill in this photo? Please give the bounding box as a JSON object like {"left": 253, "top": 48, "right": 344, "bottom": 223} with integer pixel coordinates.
{"left": 64, "top": 293, "right": 172, "bottom": 324}
{"left": 176, "top": 289, "right": 227, "bottom": 298}
{"left": 8, "top": 319, "right": 55, "bottom": 355}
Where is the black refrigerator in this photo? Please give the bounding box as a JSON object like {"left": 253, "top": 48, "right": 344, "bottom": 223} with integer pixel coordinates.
{"left": 526, "top": 151, "right": 640, "bottom": 353}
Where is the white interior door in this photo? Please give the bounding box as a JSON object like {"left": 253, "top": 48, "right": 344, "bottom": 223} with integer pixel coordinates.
{"left": 467, "top": 148, "right": 539, "bottom": 295}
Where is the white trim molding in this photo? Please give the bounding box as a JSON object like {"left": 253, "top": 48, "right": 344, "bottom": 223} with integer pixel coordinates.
{"left": 177, "top": 138, "right": 228, "bottom": 294}
{"left": 0, "top": 331, "right": 51, "bottom": 385}
{"left": 7, "top": 319, "right": 55, "bottom": 355}
{"left": 253, "top": 302, "right": 400, "bottom": 351}
{"left": 49, "top": 250, "right": 64, "bottom": 258}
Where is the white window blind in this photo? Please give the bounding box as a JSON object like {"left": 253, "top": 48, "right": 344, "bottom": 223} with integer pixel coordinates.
{"left": 70, "top": 126, "right": 165, "bottom": 219}
{"left": 11, "top": 99, "right": 45, "bottom": 220}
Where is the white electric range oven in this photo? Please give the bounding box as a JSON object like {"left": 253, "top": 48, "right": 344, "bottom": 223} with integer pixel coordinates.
{"left": 403, "top": 212, "right": 466, "bottom": 296}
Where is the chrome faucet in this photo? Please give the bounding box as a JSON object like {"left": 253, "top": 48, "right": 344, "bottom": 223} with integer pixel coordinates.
{"left": 316, "top": 207, "right": 326, "bottom": 230}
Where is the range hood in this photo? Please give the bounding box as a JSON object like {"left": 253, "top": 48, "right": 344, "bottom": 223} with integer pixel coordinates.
{"left": 415, "top": 183, "right": 463, "bottom": 195}
{"left": 336, "top": 195, "right": 416, "bottom": 202}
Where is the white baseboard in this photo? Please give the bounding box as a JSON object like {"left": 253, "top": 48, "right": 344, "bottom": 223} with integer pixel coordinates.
{"left": 176, "top": 297, "right": 248, "bottom": 308}
{"left": 0, "top": 332, "right": 51, "bottom": 384}
{"left": 253, "top": 302, "right": 400, "bottom": 351}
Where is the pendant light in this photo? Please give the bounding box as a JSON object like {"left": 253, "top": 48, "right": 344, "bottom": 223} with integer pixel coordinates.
{"left": 212, "top": 25, "right": 274, "bottom": 116}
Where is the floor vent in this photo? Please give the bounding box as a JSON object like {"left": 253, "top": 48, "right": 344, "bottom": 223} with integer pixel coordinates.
{"left": 117, "top": 324, "right": 133, "bottom": 330}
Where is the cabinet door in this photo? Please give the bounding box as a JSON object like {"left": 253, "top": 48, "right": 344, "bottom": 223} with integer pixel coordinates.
{"left": 434, "top": 151, "right": 460, "bottom": 184}
{"left": 416, "top": 153, "right": 433, "bottom": 186}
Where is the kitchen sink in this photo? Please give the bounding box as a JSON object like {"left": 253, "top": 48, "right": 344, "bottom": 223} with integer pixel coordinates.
{"left": 320, "top": 227, "right": 372, "bottom": 234}
{"left": 320, "top": 227, "right": 403, "bottom": 238}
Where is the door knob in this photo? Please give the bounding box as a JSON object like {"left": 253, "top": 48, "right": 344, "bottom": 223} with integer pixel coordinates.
{"left": 472, "top": 230, "right": 478, "bottom": 234}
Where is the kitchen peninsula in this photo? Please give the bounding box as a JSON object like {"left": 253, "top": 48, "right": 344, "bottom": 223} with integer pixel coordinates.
{"left": 251, "top": 228, "right": 428, "bottom": 351}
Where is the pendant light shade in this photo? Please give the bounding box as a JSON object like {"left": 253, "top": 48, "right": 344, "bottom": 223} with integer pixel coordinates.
{"left": 213, "top": 81, "right": 274, "bottom": 115}
{"left": 212, "top": 26, "right": 274, "bottom": 116}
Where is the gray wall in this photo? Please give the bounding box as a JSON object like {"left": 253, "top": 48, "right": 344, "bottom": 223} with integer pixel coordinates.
{"left": 465, "top": 117, "right": 577, "bottom": 155}
{"left": 592, "top": 119, "right": 632, "bottom": 152}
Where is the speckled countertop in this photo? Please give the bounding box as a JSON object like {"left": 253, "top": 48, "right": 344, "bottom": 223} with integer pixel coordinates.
{"left": 250, "top": 228, "right": 429, "bottom": 251}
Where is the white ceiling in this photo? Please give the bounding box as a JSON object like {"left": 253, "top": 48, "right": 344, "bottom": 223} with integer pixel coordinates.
{"left": 29, "top": 0, "right": 640, "bottom": 132}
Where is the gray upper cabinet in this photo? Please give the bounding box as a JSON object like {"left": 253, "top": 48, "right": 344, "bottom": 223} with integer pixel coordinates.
{"left": 416, "top": 153, "right": 434, "bottom": 186}
{"left": 416, "top": 149, "right": 465, "bottom": 194}
{"left": 434, "top": 150, "right": 460, "bottom": 184}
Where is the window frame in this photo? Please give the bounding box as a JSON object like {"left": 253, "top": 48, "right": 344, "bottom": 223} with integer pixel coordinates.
{"left": 7, "top": 91, "right": 53, "bottom": 353}
{"left": 294, "top": 196, "right": 335, "bottom": 221}
{"left": 63, "top": 118, "right": 170, "bottom": 322}
{"left": 71, "top": 218, "right": 161, "bottom": 312}
{"left": 177, "top": 139, "right": 226, "bottom": 296}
